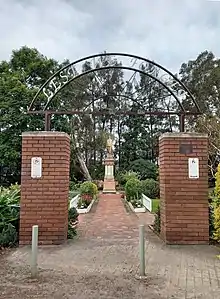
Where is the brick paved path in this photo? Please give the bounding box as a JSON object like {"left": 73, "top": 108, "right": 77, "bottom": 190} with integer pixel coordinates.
{"left": 1, "top": 193, "right": 220, "bottom": 298}
{"left": 78, "top": 193, "right": 138, "bottom": 239}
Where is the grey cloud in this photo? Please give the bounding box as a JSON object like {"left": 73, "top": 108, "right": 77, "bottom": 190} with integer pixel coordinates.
{"left": 0, "top": 0, "right": 220, "bottom": 72}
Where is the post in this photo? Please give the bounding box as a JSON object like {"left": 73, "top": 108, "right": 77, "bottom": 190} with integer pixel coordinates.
{"left": 179, "top": 114, "right": 185, "bottom": 132}
{"left": 31, "top": 225, "right": 38, "bottom": 278}
{"left": 139, "top": 224, "right": 145, "bottom": 276}
{"left": 44, "top": 112, "right": 51, "bottom": 131}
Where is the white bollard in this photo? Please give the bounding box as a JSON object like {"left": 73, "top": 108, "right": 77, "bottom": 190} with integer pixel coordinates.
{"left": 139, "top": 224, "right": 145, "bottom": 277}
{"left": 31, "top": 225, "right": 38, "bottom": 278}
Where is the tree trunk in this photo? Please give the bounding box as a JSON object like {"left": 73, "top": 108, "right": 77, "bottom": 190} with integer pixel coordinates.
{"left": 75, "top": 148, "right": 92, "bottom": 181}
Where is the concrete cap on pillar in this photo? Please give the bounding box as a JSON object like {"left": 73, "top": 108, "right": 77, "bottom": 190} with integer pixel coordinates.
{"left": 22, "top": 131, "right": 70, "bottom": 139}
{"left": 159, "top": 132, "right": 208, "bottom": 140}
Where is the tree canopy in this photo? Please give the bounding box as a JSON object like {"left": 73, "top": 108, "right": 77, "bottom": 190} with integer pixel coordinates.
{"left": 1, "top": 46, "right": 220, "bottom": 185}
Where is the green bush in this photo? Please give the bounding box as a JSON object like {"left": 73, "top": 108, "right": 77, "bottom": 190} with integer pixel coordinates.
{"left": 209, "top": 204, "right": 215, "bottom": 240}
{"left": 80, "top": 181, "right": 98, "bottom": 198}
{"left": 129, "top": 159, "right": 158, "bottom": 180}
{"left": 92, "top": 180, "right": 103, "bottom": 191}
{"left": 213, "top": 164, "right": 220, "bottom": 208}
{"left": 116, "top": 170, "right": 139, "bottom": 187}
{"left": 69, "top": 181, "right": 80, "bottom": 191}
{"left": 141, "top": 179, "right": 159, "bottom": 199}
{"left": 153, "top": 206, "right": 160, "bottom": 234}
{"left": 212, "top": 163, "right": 220, "bottom": 242}
{"left": 213, "top": 206, "right": 220, "bottom": 242}
{"left": 125, "top": 178, "right": 142, "bottom": 201}
{"left": 0, "top": 223, "right": 18, "bottom": 248}
{"left": 68, "top": 207, "right": 79, "bottom": 239}
{"left": 0, "top": 184, "right": 20, "bottom": 248}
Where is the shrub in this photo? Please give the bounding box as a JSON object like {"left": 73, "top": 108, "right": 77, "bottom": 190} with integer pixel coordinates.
{"left": 130, "top": 198, "right": 143, "bottom": 208}
{"left": 153, "top": 206, "right": 160, "bottom": 234}
{"left": 214, "top": 164, "right": 220, "bottom": 208}
{"left": 0, "top": 184, "right": 20, "bottom": 248}
{"left": 92, "top": 180, "right": 103, "bottom": 191}
{"left": 209, "top": 204, "right": 215, "bottom": 240}
{"left": 213, "top": 206, "right": 220, "bottom": 242}
{"left": 77, "top": 194, "right": 93, "bottom": 209}
{"left": 141, "top": 179, "right": 160, "bottom": 199}
{"left": 125, "top": 178, "right": 142, "bottom": 201}
{"left": 129, "top": 159, "right": 158, "bottom": 180}
{"left": 0, "top": 223, "right": 18, "bottom": 248}
{"left": 117, "top": 170, "right": 140, "bottom": 187}
{"left": 68, "top": 207, "right": 79, "bottom": 239}
{"left": 80, "top": 181, "right": 98, "bottom": 198}
{"left": 69, "top": 181, "right": 80, "bottom": 191}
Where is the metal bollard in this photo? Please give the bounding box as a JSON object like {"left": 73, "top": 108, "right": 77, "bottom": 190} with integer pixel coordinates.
{"left": 139, "top": 224, "right": 145, "bottom": 277}
{"left": 31, "top": 225, "right": 38, "bottom": 278}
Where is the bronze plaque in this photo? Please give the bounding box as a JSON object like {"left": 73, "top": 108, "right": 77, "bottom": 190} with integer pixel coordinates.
{"left": 179, "top": 144, "right": 193, "bottom": 154}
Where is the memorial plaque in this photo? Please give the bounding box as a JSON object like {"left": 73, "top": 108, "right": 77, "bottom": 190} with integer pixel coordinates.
{"left": 179, "top": 144, "right": 193, "bottom": 154}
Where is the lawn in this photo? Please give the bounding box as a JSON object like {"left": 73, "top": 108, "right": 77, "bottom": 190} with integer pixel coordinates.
{"left": 152, "top": 198, "right": 160, "bottom": 213}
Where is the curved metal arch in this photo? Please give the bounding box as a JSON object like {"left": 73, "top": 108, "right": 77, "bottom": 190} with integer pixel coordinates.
{"left": 29, "top": 52, "right": 201, "bottom": 113}
{"left": 42, "top": 66, "right": 185, "bottom": 112}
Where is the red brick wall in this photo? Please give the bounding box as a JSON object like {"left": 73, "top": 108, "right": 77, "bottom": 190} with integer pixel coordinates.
{"left": 159, "top": 133, "right": 209, "bottom": 244}
{"left": 20, "top": 132, "right": 70, "bottom": 245}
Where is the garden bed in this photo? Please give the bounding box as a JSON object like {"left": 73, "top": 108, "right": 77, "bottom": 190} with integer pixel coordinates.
{"left": 70, "top": 194, "right": 95, "bottom": 214}
{"left": 125, "top": 194, "right": 160, "bottom": 214}
{"left": 125, "top": 196, "right": 146, "bottom": 213}
{"left": 128, "top": 201, "right": 146, "bottom": 213}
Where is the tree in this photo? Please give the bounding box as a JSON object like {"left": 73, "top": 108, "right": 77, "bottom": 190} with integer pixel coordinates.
{"left": 179, "top": 51, "right": 220, "bottom": 123}
{"left": 178, "top": 51, "right": 220, "bottom": 178}
{"left": 0, "top": 47, "right": 59, "bottom": 185}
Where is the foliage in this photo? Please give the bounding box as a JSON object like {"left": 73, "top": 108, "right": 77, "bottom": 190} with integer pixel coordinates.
{"left": 152, "top": 199, "right": 160, "bottom": 213}
{"left": 92, "top": 180, "right": 103, "bottom": 190}
{"left": 89, "top": 164, "right": 105, "bottom": 180}
{"left": 141, "top": 179, "right": 160, "bottom": 199}
{"left": 213, "top": 206, "right": 220, "bottom": 242}
{"left": 79, "top": 181, "right": 98, "bottom": 198}
{"left": 130, "top": 198, "right": 143, "bottom": 208}
{"left": 153, "top": 206, "right": 161, "bottom": 234}
{"left": 68, "top": 207, "right": 79, "bottom": 222}
{"left": 0, "top": 184, "right": 20, "bottom": 247}
{"left": 69, "top": 181, "right": 80, "bottom": 191}
{"left": 213, "top": 163, "right": 220, "bottom": 207}
{"left": 77, "top": 194, "right": 93, "bottom": 209}
{"left": 196, "top": 116, "right": 220, "bottom": 179}
{"left": 125, "top": 178, "right": 142, "bottom": 201}
{"left": 0, "top": 223, "right": 18, "bottom": 248}
{"left": 1, "top": 47, "right": 220, "bottom": 187}
{"left": 116, "top": 170, "right": 139, "bottom": 187}
{"left": 68, "top": 207, "right": 79, "bottom": 239}
{"left": 129, "top": 159, "right": 158, "bottom": 180}
{"left": 209, "top": 204, "right": 215, "bottom": 240}
{"left": 0, "top": 47, "right": 58, "bottom": 186}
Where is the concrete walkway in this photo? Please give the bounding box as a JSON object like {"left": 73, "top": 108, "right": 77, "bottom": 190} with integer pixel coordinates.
{"left": 0, "top": 194, "right": 220, "bottom": 298}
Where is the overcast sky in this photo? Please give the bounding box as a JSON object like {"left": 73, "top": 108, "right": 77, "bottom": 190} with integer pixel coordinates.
{"left": 0, "top": 0, "right": 220, "bottom": 72}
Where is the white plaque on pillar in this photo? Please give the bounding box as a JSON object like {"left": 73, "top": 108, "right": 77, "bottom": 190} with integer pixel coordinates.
{"left": 31, "top": 157, "right": 42, "bottom": 178}
{"left": 188, "top": 158, "right": 199, "bottom": 179}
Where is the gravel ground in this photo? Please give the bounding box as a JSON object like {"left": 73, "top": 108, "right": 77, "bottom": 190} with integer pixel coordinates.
{"left": 1, "top": 194, "right": 220, "bottom": 298}
{"left": 1, "top": 233, "right": 220, "bottom": 299}
{"left": 0, "top": 238, "right": 165, "bottom": 299}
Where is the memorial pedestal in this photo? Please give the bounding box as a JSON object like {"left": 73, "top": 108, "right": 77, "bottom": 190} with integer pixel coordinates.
{"left": 103, "top": 154, "right": 116, "bottom": 194}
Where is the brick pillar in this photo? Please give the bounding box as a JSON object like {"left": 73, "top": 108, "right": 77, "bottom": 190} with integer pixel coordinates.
{"left": 20, "top": 132, "right": 70, "bottom": 245}
{"left": 159, "top": 133, "right": 209, "bottom": 245}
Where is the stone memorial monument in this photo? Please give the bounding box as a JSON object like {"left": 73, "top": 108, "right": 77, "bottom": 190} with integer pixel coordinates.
{"left": 103, "top": 137, "right": 116, "bottom": 193}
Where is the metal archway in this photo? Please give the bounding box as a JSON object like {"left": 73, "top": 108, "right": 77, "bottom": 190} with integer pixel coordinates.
{"left": 28, "top": 52, "right": 202, "bottom": 131}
